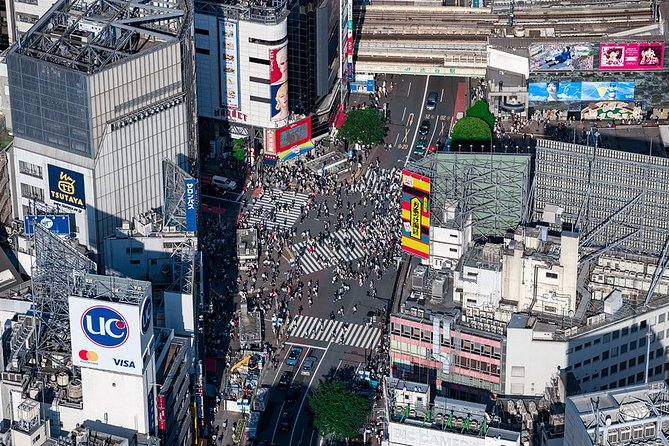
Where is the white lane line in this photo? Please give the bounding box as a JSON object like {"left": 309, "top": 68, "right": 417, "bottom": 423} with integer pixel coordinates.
{"left": 285, "top": 341, "right": 328, "bottom": 351}
{"left": 290, "top": 341, "right": 333, "bottom": 446}
{"left": 405, "top": 75, "right": 431, "bottom": 168}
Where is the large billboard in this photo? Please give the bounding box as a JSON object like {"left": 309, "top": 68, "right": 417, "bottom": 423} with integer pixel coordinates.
{"left": 270, "top": 44, "right": 289, "bottom": 122}
{"left": 529, "top": 43, "right": 595, "bottom": 71}
{"left": 600, "top": 42, "right": 664, "bottom": 70}
{"left": 528, "top": 81, "right": 634, "bottom": 103}
{"left": 185, "top": 178, "right": 197, "bottom": 232}
{"left": 276, "top": 117, "right": 313, "bottom": 161}
{"left": 581, "top": 101, "right": 643, "bottom": 120}
{"left": 69, "top": 296, "right": 147, "bottom": 375}
{"left": 220, "top": 20, "right": 240, "bottom": 109}
{"left": 401, "top": 170, "right": 430, "bottom": 259}
{"left": 48, "top": 164, "right": 86, "bottom": 209}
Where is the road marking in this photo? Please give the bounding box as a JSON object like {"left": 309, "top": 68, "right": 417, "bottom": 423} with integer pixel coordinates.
{"left": 286, "top": 341, "right": 328, "bottom": 350}
{"left": 407, "top": 81, "right": 412, "bottom": 97}
{"left": 405, "top": 75, "right": 431, "bottom": 167}
{"left": 401, "top": 107, "right": 406, "bottom": 121}
{"left": 402, "top": 128, "right": 410, "bottom": 143}
{"left": 290, "top": 341, "right": 333, "bottom": 446}
{"left": 428, "top": 115, "right": 440, "bottom": 148}
{"left": 440, "top": 88, "right": 444, "bottom": 102}
{"left": 271, "top": 400, "right": 286, "bottom": 444}
{"left": 273, "top": 351, "right": 311, "bottom": 444}
{"left": 310, "top": 428, "right": 317, "bottom": 446}
{"left": 440, "top": 120, "right": 448, "bottom": 137}
{"left": 407, "top": 112, "right": 414, "bottom": 127}
{"left": 394, "top": 132, "right": 400, "bottom": 147}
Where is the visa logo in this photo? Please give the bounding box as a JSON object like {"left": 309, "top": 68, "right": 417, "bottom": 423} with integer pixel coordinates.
{"left": 114, "top": 358, "right": 136, "bottom": 368}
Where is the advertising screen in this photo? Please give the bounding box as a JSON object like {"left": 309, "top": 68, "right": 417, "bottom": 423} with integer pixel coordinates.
{"left": 347, "top": 0, "right": 353, "bottom": 80}
{"left": 23, "top": 214, "right": 72, "bottom": 235}
{"left": 276, "top": 117, "right": 313, "bottom": 161}
{"left": 69, "top": 296, "right": 146, "bottom": 376}
{"left": 529, "top": 43, "right": 595, "bottom": 71}
{"left": 401, "top": 170, "right": 430, "bottom": 259}
{"left": 270, "top": 45, "right": 288, "bottom": 86}
{"left": 528, "top": 81, "right": 635, "bottom": 103}
{"left": 270, "top": 82, "right": 289, "bottom": 122}
{"left": 220, "top": 20, "right": 240, "bottom": 109}
{"left": 48, "top": 164, "right": 86, "bottom": 209}
{"left": 581, "top": 101, "right": 643, "bottom": 120}
{"left": 600, "top": 42, "right": 664, "bottom": 70}
{"left": 184, "top": 178, "right": 197, "bottom": 232}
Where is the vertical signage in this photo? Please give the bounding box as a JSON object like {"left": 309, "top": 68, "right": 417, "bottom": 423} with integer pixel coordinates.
{"left": 220, "top": 20, "right": 240, "bottom": 109}
{"left": 196, "top": 360, "right": 205, "bottom": 420}
{"left": 185, "top": 178, "right": 197, "bottom": 232}
{"left": 47, "top": 165, "right": 86, "bottom": 209}
{"left": 148, "top": 387, "right": 156, "bottom": 435}
{"left": 157, "top": 394, "right": 167, "bottom": 432}
{"left": 401, "top": 170, "right": 431, "bottom": 259}
{"left": 347, "top": 0, "right": 353, "bottom": 81}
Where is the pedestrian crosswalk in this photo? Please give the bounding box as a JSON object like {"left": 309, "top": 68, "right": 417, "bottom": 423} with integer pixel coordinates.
{"left": 247, "top": 189, "right": 309, "bottom": 230}
{"left": 291, "top": 227, "right": 367, "bottom": 275}
{"left": 362, "top": 169, "right": 386, "bottom": 196}
{"left": 288, "top": 315, "right": 381, "bottom": 350}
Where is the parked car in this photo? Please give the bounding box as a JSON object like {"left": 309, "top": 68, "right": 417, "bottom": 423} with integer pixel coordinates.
{"left": 278, "top": 371, "right": 293, "bottom": 390}
{"left": 301, "top": 356, "right": 317, "bottom": 376}
{"left": 211, "top": 175, "right": 237, "bottom": 190}
{"left": 414, "top": 138, "right": 427, "bottom": 156}
{"left": 419, "top": 119, "right": 431, "bottom": 135}
{"left": 286, "top": 346, "right": 303, "bottom": 366}
{"left": 425, "top": 91, "right": 438, "bottom": 110}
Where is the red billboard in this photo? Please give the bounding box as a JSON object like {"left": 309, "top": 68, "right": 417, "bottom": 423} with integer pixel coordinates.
{"left": 276, "top": 117, "right": 312, "bottom": 154}
{"left": 599, "top": 42, "right": 664, "bottom": 70}
{"left": 157, "top": 394, "right": 166, "bottom": 432}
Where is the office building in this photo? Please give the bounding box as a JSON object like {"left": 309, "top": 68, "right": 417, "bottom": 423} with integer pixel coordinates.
{"left": 6, "top": 0, "right": 196, "bottom": 258}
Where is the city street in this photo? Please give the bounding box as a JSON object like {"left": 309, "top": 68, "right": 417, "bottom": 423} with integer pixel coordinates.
{"left": 202, "top": 73, "right": 468, "bottom": 446}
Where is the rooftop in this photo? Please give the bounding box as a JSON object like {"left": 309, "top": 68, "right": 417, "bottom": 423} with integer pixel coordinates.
{"left": 12, "top": 0, "right": 189, "bottom": 74}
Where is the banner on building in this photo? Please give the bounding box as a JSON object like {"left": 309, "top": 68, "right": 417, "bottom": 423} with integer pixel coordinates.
{"left": 277, "top": 117, "right": 311, "bottom": 152}
{"left": 599, "top": 42, "right": 664, "bottom": 70}
{"left": 528, "top": 81, "right": 635, "bottom": 103}
{"left": 157, "top": 394, "right": 166, "bottom": 432}
{"left": 347, "top": 0, "right": 353, "bottom": 80}
{"left": 581, "top": 101, "right": 643, "bottom": 120}
{"left": 23, "top": 214, "right": 72, "bottom": 235}
{"left": 529, "top": 43, "right": 595, "bottom": 71}
{"left": 401, "top": 170, "right": 430, "bottom": 259}
{"left": 220, "top": 20, "right": 240, "bottom": 109}
{"left": 47, "top": 164, "right": 86, "bottom": 209}
{"left": 185, "top": 178, "right": 197, "bottom": 232}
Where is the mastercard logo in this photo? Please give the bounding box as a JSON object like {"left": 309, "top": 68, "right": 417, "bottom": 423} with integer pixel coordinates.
{"left": 78, "top": 350, "right": 99, "bottom": 362}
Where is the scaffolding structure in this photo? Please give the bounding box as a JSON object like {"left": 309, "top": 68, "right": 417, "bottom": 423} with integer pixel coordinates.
{"left": 163, "top": 159, "right": 194, "bottom": 232}
{"left": 406, "top": 152, "right": 532, "bottom": 238}
{"left": 31, "top": 224, "right": 96, "bottom": 369}
{"left": 534, "top": 139, "right": 669, "bottom": 258}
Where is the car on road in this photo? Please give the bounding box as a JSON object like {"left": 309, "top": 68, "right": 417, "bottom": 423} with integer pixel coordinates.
{"left": 286, "top": 385, "right": 300, "bottom": 404}
{"left": 286, "top": 346, "right": 303, "bottom": 366}
{"left": 211, "top": 175, "right": 237, "bottom": 190}
{"left": 414, "top": 138, "right": 427, "bottom": 156}
{"left": 425, "top": 91, "right": 438, "bottom": 110}
{"left": 419, "top": 120, "right": 431, "bottom": 135}
{"left": 300, "top": 356, "right": 318, "bottom": 376}
{"left": 278, "top": 371, "right": 293, "bottom": 390}
{"left": 279, "top": 410, "right": 293, "bottom": 431}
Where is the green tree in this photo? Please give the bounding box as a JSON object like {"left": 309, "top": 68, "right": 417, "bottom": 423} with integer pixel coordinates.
{"left": 232, "top": 138, "right": 246, "bottom": 162}
{"left": 308, "top": 380, "right": 371, "bottom": 441}
{"left": 465, "top": 100, "right": 495, "bottom": 130}
{"left": 451, "top": 116, "right": 492, "bottom": 151}
{"left": 337, "top": 108, "right": 385, "bottom": 146}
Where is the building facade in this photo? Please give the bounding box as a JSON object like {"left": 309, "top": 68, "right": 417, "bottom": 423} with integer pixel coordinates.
{"left": 6, "top": 0, "right": 196, "bottom": 258}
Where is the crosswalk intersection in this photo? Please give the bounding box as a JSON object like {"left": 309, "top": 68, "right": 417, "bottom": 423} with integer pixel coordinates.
{"left": 291, "top": 227, "right": 367, "bottom": 275}
{"left": 246, "top": 189, "right": 309, "bottom": 230}
{"left": 288, "top": 315, "right": 381, "bottom": 350}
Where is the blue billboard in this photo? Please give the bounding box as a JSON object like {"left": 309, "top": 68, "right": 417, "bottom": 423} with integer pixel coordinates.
{"left": 528, "top": 82, "right": 582, "bottom": 102}
{"left": 185, "top": 178, "right": 197, "bottom": 232}
{"left": 23, "top": 215, "right": 72, "bottom": 235}
{"left": 47, "top": 164, "right": 86, "bottom": 209}
{"left": 529, "top": 81, "right": 635, "bottom": 103}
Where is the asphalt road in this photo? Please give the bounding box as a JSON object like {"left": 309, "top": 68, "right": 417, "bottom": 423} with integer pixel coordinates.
{"left": 213, "top": 74, "right": 466, "bottom": 446}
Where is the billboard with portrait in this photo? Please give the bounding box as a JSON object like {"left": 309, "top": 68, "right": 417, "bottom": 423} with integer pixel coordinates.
{"left": 528, "top": 82, "right": 582, "bottom": 102}
{"left": 220, "top": 20, "right": 240, "bottom": 109}
{"left": 270, "top": 82, "right": 289, "bottom": 122}
{"left": 401, "top": 170, "right": 430, "bottom": 259}
{"left": 600, "top": 42, "right": 664, "bottom": 70}
{"left": 69, "top": 296, "right": 146, "bottom": 376}
{"left": 48, "top": 164, "right": 86, "bottom": 209}
{"left": 581, "top": 101, "right": 643, "bottom": 120}
{"left": 529, "top": 43, "right": 595, "bottom": 71}
{"left": 528, "top": 81, "right": 635, "bottom": 103}
{"left": 270, "top": 45, "right": 288, "bottom": 85}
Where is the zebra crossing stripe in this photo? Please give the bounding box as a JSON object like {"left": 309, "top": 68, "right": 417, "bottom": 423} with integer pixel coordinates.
{"left": 288, "top": 316, "right": 381, "bottom": 349}
{"left": 291, "top": 228, "right": 369, "bottom": 275}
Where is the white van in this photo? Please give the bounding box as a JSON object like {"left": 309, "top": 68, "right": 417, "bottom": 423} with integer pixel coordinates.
{"left": 211, "top": 175, "right": 237, "bottom": 190}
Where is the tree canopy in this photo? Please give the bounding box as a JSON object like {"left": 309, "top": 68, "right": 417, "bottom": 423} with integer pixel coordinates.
{"left": 465, "top": 100, "right": 495, "bottom": 130}
{"left": 337, "top": 108, "right": 385, "bottom": 146}
{"left": 451, "top": 116, "right": 492, "bottom": 151}
{"left": 308, "top": 380, "right": 372, "bottom": 441}
{"left": 232, "top": 138, "right": 246, "bottom": 161}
